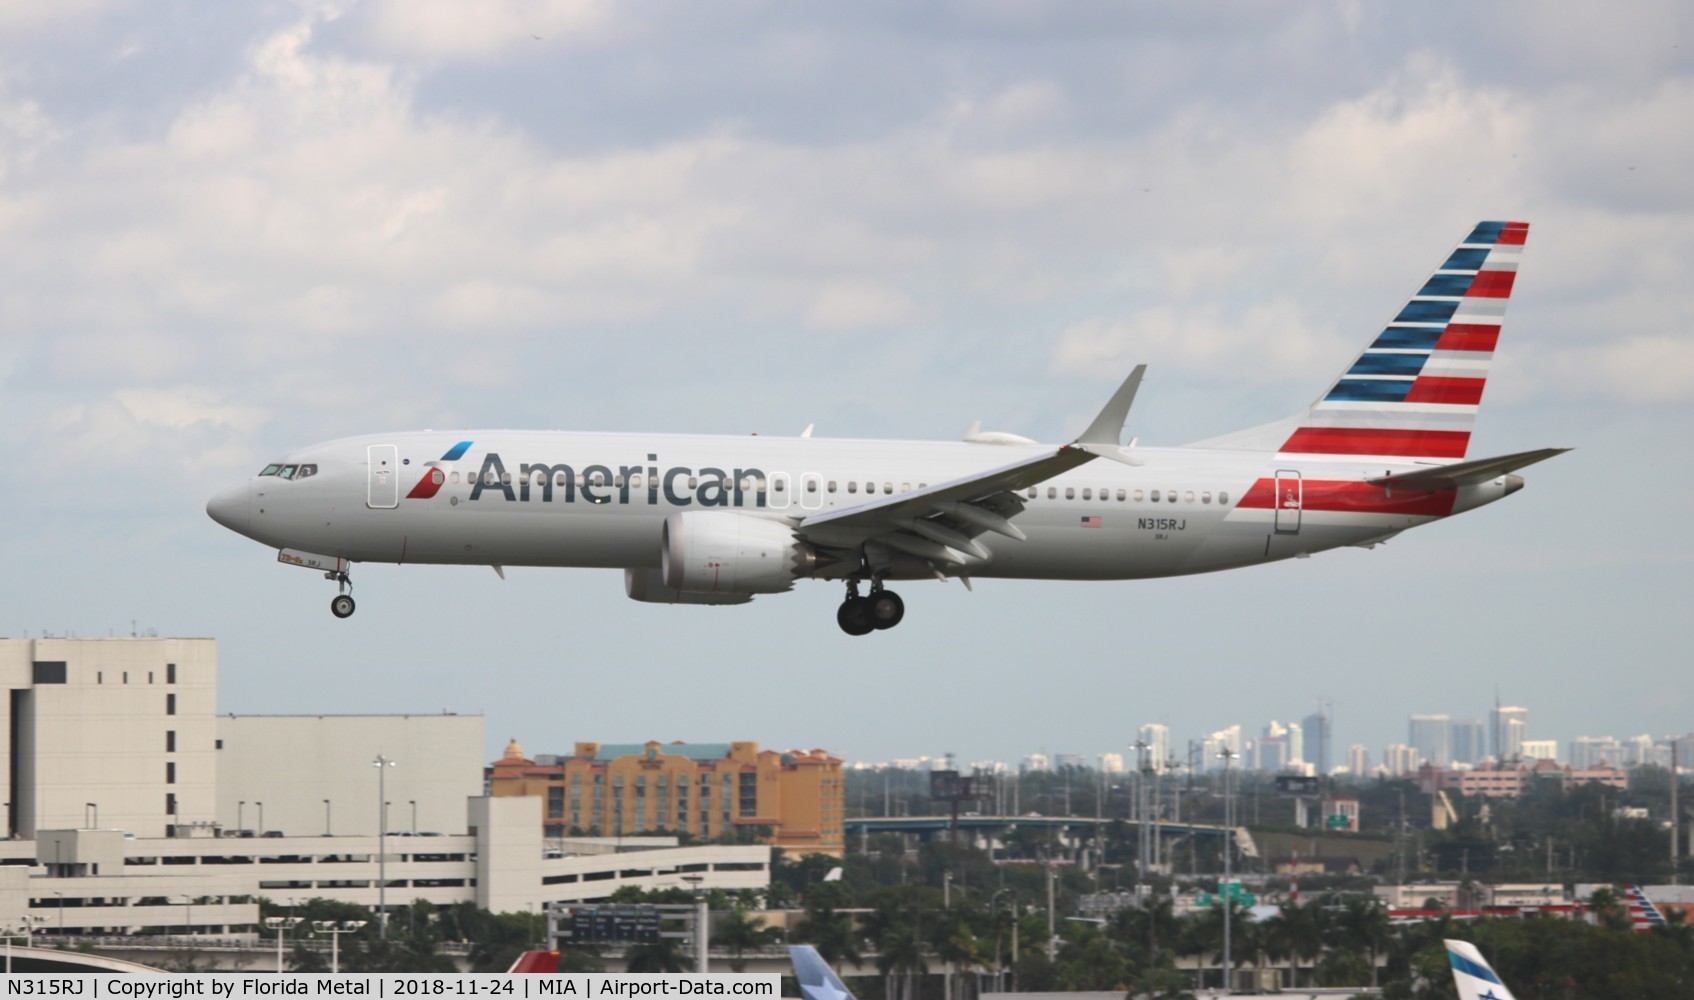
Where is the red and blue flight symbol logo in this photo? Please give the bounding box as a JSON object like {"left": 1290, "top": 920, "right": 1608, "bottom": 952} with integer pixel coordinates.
{"left": 405, "top": 441, "right": 473, "bottom": 499}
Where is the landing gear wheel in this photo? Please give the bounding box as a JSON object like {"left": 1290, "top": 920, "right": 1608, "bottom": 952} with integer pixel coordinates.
{"left": 836, "top": 596, "right": 874, "bottom": 636}
{"left": 866, "top": 590, "right": 905, "bottom": 630}
{"left": 330, "top": 594, "right": 356, "bottom": 619}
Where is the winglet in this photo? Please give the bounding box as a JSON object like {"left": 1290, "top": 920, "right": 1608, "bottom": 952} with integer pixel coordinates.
{"left": 790, "top": 945, "right": 856, "bottom": 1000}
{"left": 1074, "top": 365, "right": 1146, "bottom": 447}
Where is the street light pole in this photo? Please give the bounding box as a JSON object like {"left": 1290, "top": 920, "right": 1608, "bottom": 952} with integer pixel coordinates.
{"left": 325, "top": 799, "right": 332, "bottom": 837}
{"left": 373, "top": 755, "right": 397, "bottom": 937}
{"left": 265, "top": 916, "right": 302, "bottom": 972}
{"left": 1218, "top": 746, "right": 1237, "bottom": 996}
{"left": 410, "top": 800, "right": 417, "bottom": 836}
{"left": 315, "top": 919, "right": 366, "bottom": 974}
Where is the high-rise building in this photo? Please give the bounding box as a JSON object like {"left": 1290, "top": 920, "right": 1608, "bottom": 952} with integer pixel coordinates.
{"left": 1202, "top": 726, "right": 1243, "bottom": 771}
{"left": 1138, "top": 723, "right": 1171, "bottom": 772}
{"left": 1383, "top": 743, "right": 1420, "bottom": 777}
{"left": 1347, "top": 744, "right": 1369, "bottom": 777}
{"left": 1492, "top": 705, "right": 1529, "bottom": 760}
{"left": 1301, "top": 709, "right": 1331, "bottom": 774}
{"left": 1520, "top": 740, "right": 1559, "bottom": 762}
{"left": 1409, "top": 714, "right": 1452, "bottom": 768}
{"left": 1098, "top": 752, "right": 1125, "bottom": 774}
{"left": 1569, "top": 736, "right": 1627, "bottom": 770}
{"left": 1286, "top": 722, "right": 1305, "bottom": 767}
{"left": 1021, "top": 753, "right": 1050, "bottom": 774}
{"left": 1450, "top": 719, "right": 1486, "bottom": 764}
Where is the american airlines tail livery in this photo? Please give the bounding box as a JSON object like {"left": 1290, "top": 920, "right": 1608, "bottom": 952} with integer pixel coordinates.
{"left": 208, "top": 222, "right": 1566, "bottom": 634}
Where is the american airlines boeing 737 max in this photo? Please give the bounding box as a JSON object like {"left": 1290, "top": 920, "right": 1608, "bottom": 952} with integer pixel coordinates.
{"left": 207, "top": 221, "right": 1566, "bottom": 635}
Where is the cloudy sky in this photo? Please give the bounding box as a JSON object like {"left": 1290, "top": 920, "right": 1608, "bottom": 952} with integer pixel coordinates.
{"left": 3, "top": 1, "right": 1690, "bottom": 770}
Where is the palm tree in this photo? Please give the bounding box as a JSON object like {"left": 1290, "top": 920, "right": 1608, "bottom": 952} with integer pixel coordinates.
{"left": 930, "top": 910, "right": 984, "bottom": 1000}
{"left": 1265, "top": 899, "right": 1325, "bottom": 988}
{"left": 794, "top": 883, "right": 863, "bottom": 971}
{"left": 1331, "top": 896, "right": 1390, "bottom": 987}
{"left": 715, "top": 906, "right": 778, "bottom": 973}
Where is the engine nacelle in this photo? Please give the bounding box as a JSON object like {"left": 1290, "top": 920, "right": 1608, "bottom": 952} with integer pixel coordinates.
{"left": 661, "top": 511, "right": 814, "bottom": 595}
{"left": 624, "top": 569, "right": 752, "bottom": 605}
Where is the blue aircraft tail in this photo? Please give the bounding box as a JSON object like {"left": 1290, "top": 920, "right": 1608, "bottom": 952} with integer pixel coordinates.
{"left": 790, "top": 945, "right": 856, "bottom": 1000}
{"left": 1446, "top": 939, "right": 1518, "bottom": 1000}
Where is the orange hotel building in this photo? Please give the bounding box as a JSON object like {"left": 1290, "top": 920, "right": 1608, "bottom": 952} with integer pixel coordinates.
{"left": 489, "top": 740, "right": 845, "bottom": 856}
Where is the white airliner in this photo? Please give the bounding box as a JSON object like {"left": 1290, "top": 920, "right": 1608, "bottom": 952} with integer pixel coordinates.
{"left": 207, "top": 221, "right": 1566, "bottom": 634}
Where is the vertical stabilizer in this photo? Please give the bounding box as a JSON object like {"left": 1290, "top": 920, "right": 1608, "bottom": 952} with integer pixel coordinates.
{"left": 1446, "top": 939, "right": 1518, "bottom": 1000}
{"left": 790, "top": 945, "right": 856, "bottom": 1000}
{"left": 1279, "top": 221, "right": 1528, "bottom": 461}
{"left": 1624, "top": 884, "right": 1669, "bottom": 933}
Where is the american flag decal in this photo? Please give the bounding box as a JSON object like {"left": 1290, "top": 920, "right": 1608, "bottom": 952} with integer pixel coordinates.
{"left": 1080, "top": 515, "right": 1102, "bottom": 528}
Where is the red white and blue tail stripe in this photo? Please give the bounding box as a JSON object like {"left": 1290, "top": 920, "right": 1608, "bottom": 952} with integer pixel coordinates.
{"left": 1624, "top": 883, "right": 1668, "bottom": 933}
{"left": 1280, "top": 221, "right": 1528, "bottom": 461}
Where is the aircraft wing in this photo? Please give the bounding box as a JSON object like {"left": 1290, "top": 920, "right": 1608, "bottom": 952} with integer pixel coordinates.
{"left": 796, "top": 367, "right": 1144, "bottom": 564}
{"left": 1367, "top": 447, "right": 1570, "bottom": 491}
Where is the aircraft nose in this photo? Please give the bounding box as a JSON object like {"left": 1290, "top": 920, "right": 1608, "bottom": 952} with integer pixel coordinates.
{"left": 206, "top": 481, "right": 250, "bottom": 532}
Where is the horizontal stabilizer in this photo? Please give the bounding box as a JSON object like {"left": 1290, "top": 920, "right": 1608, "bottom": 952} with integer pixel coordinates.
{"left": 1368, "top": 447, "right": 1570, "bottom": 491}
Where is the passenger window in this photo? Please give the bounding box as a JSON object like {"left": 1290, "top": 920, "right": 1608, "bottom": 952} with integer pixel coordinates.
{"left": 501, "top": 472, "right": 513, "bottom": 485}
{"left": 484, "top": 471, "right": 497, "bottom": 485}
{"left": 687, "top": 476, "right": 698, "bottom": 489}
{"left": 1065, "top": 487, "right": 1075, "bottom": 500}
{"left": 259, "top": 464, "right": 282, "bottom": 476}
{"left": 1202, "top": 491, "right": 1212, "bottom": 504}
{"left": 848, "top": 482, "right": 858, "bottom": 494}
{"left": 1047, "top": 487, "right": 1057, "bottom": 499}
{"left": 614, "top": 475, "right": 625, "bottom": 488}
{"left": 451, "top": 471, "right": 461, "bottom": 484}
{"left": 1150, "top": 489, "right": 1160, "bottom": 502}
{"left": 1082, "top": 488, "right": 1092, "bottom": 500}
{"left": 827, "top": 481, "right": 837, "bottom": 492}
{"left": 1185, "top": 491, "right": 1195, "bottom": 503}
{"left": 631, "top": 475, "right": 643, "bottom": 489}
{"left": 807, "top": 480, "right": 818, "bottom": 493}
{"left": 901, "top": 482, "right": 911, "bottom": 492}
{"left": 1133, "top": 489, "right": 1144, "bottom": 501}
{"left": 756, "top": 478, "right": 767, "bottom": 492}
{"left": 555, "top": 473, "right": 567, "bottom": 487}
{"left": 883, "top": 483, "right": 892, "bottom": 494}
{"left": 741, "top": 477, "right": 753, "bottom": 492}
{"left": 774, "top": 481, "right": 785, "bottom": 492}
{"left": 1116, "top": 489, "right": 1126, "bottom": 501}
{"left": 1027, "top": 488, "right": 1037, "bottom": 499}
{"left": 1167, "top": 490, "right": 1177, "bottom": 503}
{"left": 1219, "top": 491, "right": 1230, "bottom": 504}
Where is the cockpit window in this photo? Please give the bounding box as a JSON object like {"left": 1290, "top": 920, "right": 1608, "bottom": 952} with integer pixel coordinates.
{"left": 277, "top": 464, "right": 299, "bottom": 480}
{"left": 295, "top": 464, "right": 318, "bottom": 480}
{"left": 259, "top": 464, "right": 282, "bottom": 476}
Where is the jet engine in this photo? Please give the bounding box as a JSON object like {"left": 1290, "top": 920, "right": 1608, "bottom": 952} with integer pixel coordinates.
{"left": 624, "top": 569, "right": 752, "bottom": 605}
{"left": 661, "top": 511, "right": 818, "bottom": 595}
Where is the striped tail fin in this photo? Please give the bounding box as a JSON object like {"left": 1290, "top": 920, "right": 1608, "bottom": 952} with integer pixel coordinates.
{"left": 1446, "top": 939, "right": 1519, "bottom": 1000}
{"left": 1279, "top": 221, "right": 1528, "bottom": 462}
{"left": 1624, "top": 883, "right": 1668, "bottom": 933}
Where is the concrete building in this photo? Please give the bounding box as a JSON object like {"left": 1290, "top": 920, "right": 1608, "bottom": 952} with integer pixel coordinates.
{"left": 217, "top": 714, "right": 484, "bottom": 837}
{"left": 1383, "top": 743, "right": 1419, "bottom": 777}
{"left": 3, "top": 637, "right": 218, "bottom": 839}
{"left": 1450, "top": 719, "right": 1486, "bottom": 765}
{"left": 1346, "top": 744, "right": 1369, "bottom": 777}
{"left": 0, "top": 637, "right": 772, "bottom": 940}
{"left": 488, "top": 740, "right": 845, "bottom": 856}
{"left": 1520, "top": 740, "right": 1559, "bottom": 762}
{"left": 1300, "top": 711, "right": 1330, "bottom": 776}
{"left": 1569, "top": 736, "right": 1628, "bottom": 770}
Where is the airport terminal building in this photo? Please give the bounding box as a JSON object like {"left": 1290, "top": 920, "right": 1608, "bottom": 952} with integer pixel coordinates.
{"left": 0, "top": 637, "right": 770, "bottom": 939}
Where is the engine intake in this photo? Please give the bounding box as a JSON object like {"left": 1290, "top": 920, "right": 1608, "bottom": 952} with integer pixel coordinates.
{"left": 661, "top": 511, "right": 815, "bottom": 595}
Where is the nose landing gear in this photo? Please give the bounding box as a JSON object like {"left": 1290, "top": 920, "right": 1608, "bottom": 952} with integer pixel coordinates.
{"left": 837, "top": 579, "right": 904, "bottom": 636}
{"left": 328, "top": 569, "right": 356, "bottom": 619}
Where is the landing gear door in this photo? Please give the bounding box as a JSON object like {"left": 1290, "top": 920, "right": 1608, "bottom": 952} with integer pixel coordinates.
{"left": 1274, "top": 469, "right": 1302, "bottom": 534}
{"left": 368, "top": 444, "right": 400, "bottom": 509}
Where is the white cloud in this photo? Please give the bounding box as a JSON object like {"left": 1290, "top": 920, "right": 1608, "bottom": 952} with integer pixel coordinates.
{"left": 802, "top": 281, "right": 919, "bottom": 330}
{"left": 361, "top": 0, "right": 623, "bottom": 61}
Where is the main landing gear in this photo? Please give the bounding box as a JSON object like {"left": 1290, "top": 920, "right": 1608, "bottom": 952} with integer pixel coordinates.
{"left": 328, "top": 569, "right": 356, "bottom": 619}
{"left": 837, "top": 580, "right": 905, "bottom": 636}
